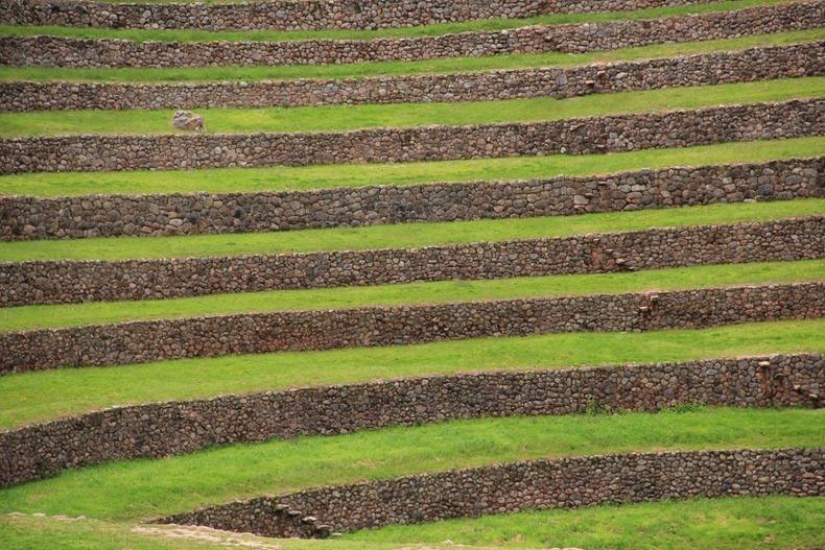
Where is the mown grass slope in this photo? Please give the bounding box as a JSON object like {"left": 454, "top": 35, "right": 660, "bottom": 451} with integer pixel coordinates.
{"left": 1, "top": 1, "right": 823, "bottom": 548}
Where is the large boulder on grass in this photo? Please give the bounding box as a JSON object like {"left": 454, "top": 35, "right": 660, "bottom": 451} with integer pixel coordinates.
{"left": 171, "top": 110, "right": 205, "bottom": 132}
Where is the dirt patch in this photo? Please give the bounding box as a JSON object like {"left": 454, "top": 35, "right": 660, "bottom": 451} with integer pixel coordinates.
{"left": 133, "top": 524, "right": 283, "bottom": 549}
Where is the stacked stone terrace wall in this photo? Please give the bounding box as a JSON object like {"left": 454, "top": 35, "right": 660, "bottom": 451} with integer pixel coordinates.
{"left": 163, "top": 448, "right": 825, "bottom": 537}
{"left": 3, "top": 158, "right": 822, "bottom": 240}
{"left": 4, "top": 42, "right": 822, "bottom": 112}
{"left": 0, "top": 0, "right": 732, "bottom": 31}
{"left": 3, "top": 217, "right": 823, "bottom": 307}
{"left": 1, "top": 353, "right": 822, "bottom": 488}
{"left": 1, "top": 282, "right": 822, "bottom": 374}
{"left": 5, "top": 2, "right": 823, "bottom": 68}
{"left": 3, "top": 99, "right": 822, "bottom": 174}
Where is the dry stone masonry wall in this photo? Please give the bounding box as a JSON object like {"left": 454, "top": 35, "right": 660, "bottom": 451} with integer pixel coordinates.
{"left": 1, "top": 0, "right": 823, "bottom": 528}
{"left": 1, "top": 353, "right": 822, "bottom": 488}
{"left": 5, "top": 2, "right": 824, "bottom": 68}
{"left": 162, "top": 448, "right": 825, "bottom": 537}
{"left": 1, "top": 282, "right": 822, "bottom": 374}
{"left": 0, "top": 0, "right": 734, "bottom": 31}
{"left": 3, "top": 42, "right": 822, "bottom": 112}
{"left": 2, "top": 217, "right": 823, "bottom": 307}
{"left": 3, "top": 158, "right": 822, "bottom": 240}
{"left": 2, "top": 99, "right": 822, "bottom": 174}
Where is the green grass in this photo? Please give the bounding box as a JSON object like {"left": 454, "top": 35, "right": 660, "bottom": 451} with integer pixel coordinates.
{"left": 2, "top": 200, "right": 822, "bottom": 262}
{"left": 2, "top": 3, "right": 821, "bottom": 549}
{"left": 3, "top": 497, "right": 825, "bottom": 550}
{"left": 1, "top": 3, "right": 821, "bottom": 547}
{"left": 1, "top": 319, "right": 822, "bottom": 429}
{"left": 4, "top": 28, "right": 821, "bottom": 83}
{"left": 346, "top": 496, "right": 825, "bottom": 550}
{"left": 1, "top": 260, "right": 822, "bottom": 332}
{"left": 1, "top": 78, "right": 822, "bottom": 137}
{"left": 2, "top": 0, "right": 787, "bottom": 43}
{"left": 0, "top": 408, "right": 822, "bottom": 521}
{"left": 1, "top": 137, "right": 822, "bottom": 197}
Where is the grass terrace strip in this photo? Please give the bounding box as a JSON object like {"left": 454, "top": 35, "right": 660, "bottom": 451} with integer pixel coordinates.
{"left": 344, "top": 496, "right": 825, "bottom": 550}
{"left": 2, "top": 215, "right": 823, "bottom": 306}
{"left": 2, "top": 497, "right": 824, "bottom": 550}
{"left": 0, "top": 408, "right": 822, "bottom": 520}
{"left": 1, "top": 0, "right": 822, "bottom": 546}
{"left": 0, "top": 0, "right": 777, "bottom": 31}
{"left": 157, "top": 448, "right": 825, "bottom": 538}
{"left": 1, "top": 138, "right": 821, "bottom": 197}
{"left": 5, "top": 199, "right": 823, "bottom": 261}
{"left": 2, "top": 354, "right": 821, "bottom": 487}
{"left": 3, "top": 28, "right": 821, "bottom": 83}
{"left": 2, "top": 199, "right": 824, "bottom": 261}
{"left": 4, "top": 1, "right": 823, "bottom": 68}
{"left": 5, "top": 41, "right": 823, "bottom": 112}
{"left": 2, "top": 260, "right": 822, "bottom": 332}
{"left": 0, "top": 1, "right": 792, "bottom": 42}
{"left": 1, "top": 318, "right": 822, "bottom": 430}
{"left": 0, "top": 0, "right": 825, "bottom": 548}
{"left": 3, "top": 78, "right": 822, "bottom": 137}
{"left": 0, "top": 279, "right": 822, "bottom": 372}
{"left": 3, "top": 97, "right": 823, "bottom": 174}
{"left": 2, "top": 158, "right": 821, "bottom": 241}
{"left": 0, "top": 194, "right": 825, "bottom": 254}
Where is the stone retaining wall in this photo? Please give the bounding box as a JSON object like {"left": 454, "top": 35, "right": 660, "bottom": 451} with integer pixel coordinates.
{"left": 161, "top": 448, "right": 825, "bottom": 537}
{"left": 1, "top": 282, "right": 822, "bottom": 374}
{"left": 1, "top": 353, "right": 822, "bottom": 488}
{"left": 278, "top": 449, "right": 825, "bottom": 535}
{"left": 3, "top": 42, "right": 821, "bottom": 112}
{"left": 5, "top": 2, "right": 822, "bottom": 68}
{"left": 3, "top": 157, "right": 822, "bottom": 239}
{"left": 2, "top": 99, "right": 822, "bottom": 174}
{"left": 3, "top": 217, "right": 823, "bottom": 307}
{"left": 0, "top": 0, "right": 731, "bottom": 31}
